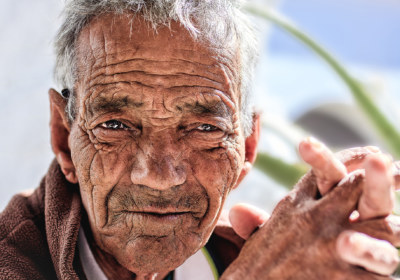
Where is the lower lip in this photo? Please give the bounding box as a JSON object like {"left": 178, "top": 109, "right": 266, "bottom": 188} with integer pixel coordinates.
{"left": 137, "top": 212, "right": 187, "bottom": 220}
{"left": 122, "top": 211, "right": 191, "bottom": 223}
{"left": 114, "top": 211, "right": 196, "bottom": 236}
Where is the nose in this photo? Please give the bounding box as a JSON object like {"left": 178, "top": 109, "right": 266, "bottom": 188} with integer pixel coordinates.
{"left": 131, "top": 151, "right": 186, "bottom": 191}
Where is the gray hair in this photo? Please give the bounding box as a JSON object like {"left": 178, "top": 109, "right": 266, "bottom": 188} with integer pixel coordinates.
{"left": 54, "top": 0, "right": 259, "bottom": 136}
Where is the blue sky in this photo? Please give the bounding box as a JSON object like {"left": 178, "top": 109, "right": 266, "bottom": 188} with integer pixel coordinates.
{"left": 270, "top": 0, "right": 400, "bottom": 68}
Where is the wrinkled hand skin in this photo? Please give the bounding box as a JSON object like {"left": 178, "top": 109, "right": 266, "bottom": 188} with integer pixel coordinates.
{"left": 222, "top": 170, "right": 399, "bottom": 280}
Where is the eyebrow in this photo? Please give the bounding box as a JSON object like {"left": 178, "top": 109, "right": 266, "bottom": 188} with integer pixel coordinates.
{"left": 88, "top": 95, "right": 232, "bottom": 120}
{"left": 89, "top": 95, "right": 144, "bottom": 116}
{"left": 178, "top": 100, "right": 230, "bottom": 118}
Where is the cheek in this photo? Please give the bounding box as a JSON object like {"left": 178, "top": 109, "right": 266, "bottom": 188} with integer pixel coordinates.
{"left": 69, "top": 124, "right": 136, "bottom": 228}
{"left": 192, "top": 152, "right": 233, "bottom": 193}
{"left": 190, "top": 136, "right": 244, "bottom": 225}
{"left": 89, "top": 147, "right": 132, "bottom": 187}
{"left": 71, "top": 124, "right": 135, "bottom": 186}
{"left": 69, "top": 125, "right": 97, "bottom": 189}
{"left": 194, "top": 137, "right": 244, "bottom": 190}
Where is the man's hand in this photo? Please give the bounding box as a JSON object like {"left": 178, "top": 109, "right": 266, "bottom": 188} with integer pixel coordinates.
{"left": 225, "top": 140, "right": 400, "bottom": 279}
{"left": 299, "top": 138, "right": 400, "bottom": 275}
{"left": 299, "top": 137, "right": 396, "bottom": 220}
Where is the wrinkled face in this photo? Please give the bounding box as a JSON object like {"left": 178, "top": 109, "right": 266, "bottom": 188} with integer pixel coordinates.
{"left": 70, "top": 13, "right": 246, "bottom": 273}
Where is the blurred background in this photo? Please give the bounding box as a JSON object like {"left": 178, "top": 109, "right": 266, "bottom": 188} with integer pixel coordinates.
{"left": 1, "top": 0, "right": 399, "bottom": 212}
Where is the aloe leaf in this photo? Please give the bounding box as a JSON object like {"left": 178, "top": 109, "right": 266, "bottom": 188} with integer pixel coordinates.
{"left": 255, "top": 152, "right": 308, "bottom": 188}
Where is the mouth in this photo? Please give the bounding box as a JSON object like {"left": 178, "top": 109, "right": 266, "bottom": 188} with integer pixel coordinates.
{"left": 119, "top": 207, "right": 194, "bottom": 222}
{"left": 122, "top": 210, "right": 190, "bottom": 216}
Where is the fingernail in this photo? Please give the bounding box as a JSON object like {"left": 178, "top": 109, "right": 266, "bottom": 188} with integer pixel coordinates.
{"left": 304, "top": 137, "right": 326, "bottom": 153}
{"left": 365, "top": 146, "right": 381, "bottom": 153}
{"left": 349, "top": 210, "right": 360, "bottom": 222}
{"left": 307, "top": 136, "right": 321, "bottom": 146}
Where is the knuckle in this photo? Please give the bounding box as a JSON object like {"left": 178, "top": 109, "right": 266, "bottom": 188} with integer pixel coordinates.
{"left": 360, "top": 196, "right": 392, "bottom": 218}
{"left": 335, "top": 147, "right": 369, "bottom": 163}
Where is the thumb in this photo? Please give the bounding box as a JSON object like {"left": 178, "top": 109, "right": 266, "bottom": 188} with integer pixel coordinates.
{"left": 229, "top": 203, "right": 269, "bottom": 240}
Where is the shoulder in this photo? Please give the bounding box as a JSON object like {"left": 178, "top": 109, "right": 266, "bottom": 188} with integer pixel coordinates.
{"left": 0, "top": 182, "right": 45, "bottom": 240}
{"left": 0, "top": 179, "right": 57, "bottom": 279}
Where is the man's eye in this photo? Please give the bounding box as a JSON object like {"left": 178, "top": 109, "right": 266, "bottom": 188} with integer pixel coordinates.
{"left": 101, "top": 120, "right": 130, "bottom": 130}
{"left": 196, "top": 124, "right": 219, "bottom": 132}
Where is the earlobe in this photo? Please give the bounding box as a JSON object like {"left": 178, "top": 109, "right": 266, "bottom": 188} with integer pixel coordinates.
{"left": 49, "top": 88, "right": 78, "bottom": 184}
{"left": 233, "top": 113, "right": 261, "bottom": 189}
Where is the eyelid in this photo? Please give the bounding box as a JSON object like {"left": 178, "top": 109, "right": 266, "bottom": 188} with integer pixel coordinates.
{"left": 94, "top": 119, "right": 143, "bottom": 134}
{"left": 87, "top": 112, "right": 131, "bottom": 130}
{"left": 184, "top": 116, "right": 230, "bottom": 129}
{"left": 195, "top": 124, "right": 220, "bottom": 131}
{"left": 100, "top": 120, "right": 130, "bottom": 130}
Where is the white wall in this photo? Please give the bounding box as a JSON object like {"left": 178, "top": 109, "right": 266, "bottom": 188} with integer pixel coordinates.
{"left": 0, "top": 0, "right": 62, "bottom": 209}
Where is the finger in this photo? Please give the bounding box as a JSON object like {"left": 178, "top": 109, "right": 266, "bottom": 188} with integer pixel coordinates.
{"left": 358, "top": 154, "right": 394, "bottom": 221}
{"left": 299, "top": 137, "right": 347, "bottom": 196}
{"left": 317, "top": 169, "right": 364, "bottom": 221}
{"left": 393, "top": 161, "right": 400, "bottom": 190}
{"left": 229, "top": 203, "right": 269, "bottom": 240}
{"left": 337, "top": 230, "right": 399, "bottom": 276}
{"left": 335, "top": 146, "right": 382, "bottom": 172}
{"left": 350, "top": 215, "right": 400, "bottom": 247}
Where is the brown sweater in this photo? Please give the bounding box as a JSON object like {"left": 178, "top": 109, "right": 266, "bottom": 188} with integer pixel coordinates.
{"left": 0, "top": 160, "right": 243, "bottom": 279}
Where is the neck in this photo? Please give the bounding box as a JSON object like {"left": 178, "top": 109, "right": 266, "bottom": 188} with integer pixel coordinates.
{"left": 81, "top": 215, "right": 170, "bottom": 280}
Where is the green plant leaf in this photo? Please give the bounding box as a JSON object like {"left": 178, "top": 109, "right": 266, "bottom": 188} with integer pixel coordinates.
{"left": 254, "top": 152, "right": 308, "bottom": 188}
{"left": 245, "top": 3, "right": 400, "bottom": 159}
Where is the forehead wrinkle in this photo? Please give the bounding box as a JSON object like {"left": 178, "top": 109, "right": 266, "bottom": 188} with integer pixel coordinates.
{"left": 218, "top": 62, "right": 238, "bottom": 100}
{"left": 87, "top": 20, "right": 107, "bottom": 62}
{"left": 80, "top": 24, "right": 221, "bottom": 79}
{"left": 86, "top": 57, "right": 227, "bottom": 91}
{"left": 76, "top": 22, "right": 113, "bottom": 97}
{"left": 105, "top": 57, "right": 222, "bottom": 86}
{"left": 90, "top": 72, "right": 224, "bottom": 91}
{"left": 75, "top": 14, "right": 241, "bottom": 123}
{"left": 89, "top": 76, "right": 156, "bottom": 90}
{"left": 76, "top": 17, "right": 239, "bottom": 88}
{"left": 78, "top": 27, "right": 230, "bottom": 88}
{"left": 90, "top": 50, "right": 217, "bottom": 70}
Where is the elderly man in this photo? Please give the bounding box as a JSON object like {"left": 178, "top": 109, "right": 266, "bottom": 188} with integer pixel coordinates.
{"left": 1, "top": 0, "right": 400, "bottom": 279}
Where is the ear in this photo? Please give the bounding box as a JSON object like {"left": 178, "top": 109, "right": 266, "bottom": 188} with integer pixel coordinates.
{"left": 233, "top": 113, "right": 261, "bottom": 189}
{"left": 49, "top": 88, "right": 78, "bottom": 184}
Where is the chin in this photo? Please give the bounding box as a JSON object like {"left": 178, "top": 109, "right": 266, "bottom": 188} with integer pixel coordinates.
{"left": 102, "top": 229, "right": 204, "bottom": 273}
